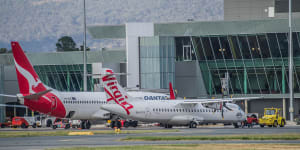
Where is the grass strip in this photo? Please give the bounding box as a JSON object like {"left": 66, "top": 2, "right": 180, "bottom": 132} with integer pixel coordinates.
{"left": 47, "top": 144, "right": 300, "bottom": 150}
{"left": 0, "top": 129, "right": 179, "bottom": 138}
{"left": 121, "top": 133, "right": 300, "bottom": 141}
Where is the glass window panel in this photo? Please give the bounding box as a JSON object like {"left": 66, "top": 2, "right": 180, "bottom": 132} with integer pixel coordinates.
{"left": 267, "top": 33, "right": 280, "bottom": 57}
{"left": 257, "top": 35, "right": 271, "bottom": 58}
{"left": 202, "top": 37, "right": 214, "bottom": 60}
{"left": 210, "top": 37, "right": 222, "bottom": 59}
{"left": 247, "top": 35, "right": 261, "bottom": 58}
{"left": 276, "top": 33, "right": 288, "bottom": 57}
{"left": 228, "top": 36, "right": 242, "bottom": 59}
{"left": 237, "top": 36, "right": 251, "bottom": 59}
{"left": 193, "top": 37, "right": 206, "bottom": 60}
{"left": 219, "top": 36, "right": 232, "bottom": 59}
{"left": 293, "top": 32, "right": 300, "bottom": 57}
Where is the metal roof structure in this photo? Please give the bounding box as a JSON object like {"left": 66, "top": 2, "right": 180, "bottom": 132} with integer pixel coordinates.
{"left": 0, "top": 50, "right": 126, "bottom": 66}
{"left": 87, "top": 19, "right": 300, "bottom": 39}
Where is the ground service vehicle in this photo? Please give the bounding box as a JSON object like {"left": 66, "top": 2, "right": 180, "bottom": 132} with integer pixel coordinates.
{"left": 52, "top": 118, "right": 71, "bottom": 129}
{"left": 259, "top": 108, "right": 285, "bottom": 128}
{"left": 0, "top": 118, "right": 12, "bottom": 128}
{"left": 12, "top": 116, "right": 37, "bottom": 128}
{"left": 107, "top": 119, "right": 138, "bottom": 128}
{"left": 243, "top": 113, "right": 259, "bottom": 128}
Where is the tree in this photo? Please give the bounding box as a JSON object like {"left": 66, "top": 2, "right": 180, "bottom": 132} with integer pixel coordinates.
{"left": 56, "top": 36, "right": 78, "bottom": 52}
{"left": 0, "top": 48, "right": 7, "bottom": 54}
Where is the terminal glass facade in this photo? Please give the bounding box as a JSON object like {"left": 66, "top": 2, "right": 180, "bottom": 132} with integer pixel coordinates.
{"left": 34, "top": 64, "right": 93, "bottom": 91}
{"left": 175, "top": 32, "right": 300, "bottom": 96}
{"left": 139, "top": 36, "right": 175, "bottom": 89}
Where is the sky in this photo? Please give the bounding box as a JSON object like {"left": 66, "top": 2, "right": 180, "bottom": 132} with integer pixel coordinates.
{"left": 0, "top": 0, "right": 223, "bottom": 52}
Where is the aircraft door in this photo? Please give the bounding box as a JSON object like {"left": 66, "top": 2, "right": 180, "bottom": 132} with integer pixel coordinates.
{"left": 145, "top": 107, "right": 151, "bottom": 118}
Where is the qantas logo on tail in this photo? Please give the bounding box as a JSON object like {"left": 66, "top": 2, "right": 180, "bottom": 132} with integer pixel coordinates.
{"left": 14, "top": 60, "right": 45, "bottom": 94}
{"left": 101, "top": 69, "right": 133, "bottom": 115}
{"left": 11, "top": 41, "right": 47, "bottom": 95}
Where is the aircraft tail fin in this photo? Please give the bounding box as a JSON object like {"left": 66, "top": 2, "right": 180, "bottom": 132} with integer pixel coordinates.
{"left": 11, "top": 41, "right": 48, "bottom": 95}
{"left": 169, "top": 82, "right": 175, "bottom": 100}
{"left": 100, "top": 68, "right": 132, "bottom": 102}
{"left": 100, "top": 68, "right": 134, "bottom": 115}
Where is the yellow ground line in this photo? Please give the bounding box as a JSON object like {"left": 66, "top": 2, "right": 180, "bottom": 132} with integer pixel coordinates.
{"left": 68, "top": 132, "right": 94, "bottom": 136}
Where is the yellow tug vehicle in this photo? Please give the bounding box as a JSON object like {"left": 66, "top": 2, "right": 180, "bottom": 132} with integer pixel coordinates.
{"left": 259, "top": 108, "right": 285, "bottom": 128}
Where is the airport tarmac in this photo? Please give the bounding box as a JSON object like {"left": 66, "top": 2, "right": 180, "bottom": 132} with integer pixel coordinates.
{"left": 0, "top": 125, "right": 300, "bottom": 150}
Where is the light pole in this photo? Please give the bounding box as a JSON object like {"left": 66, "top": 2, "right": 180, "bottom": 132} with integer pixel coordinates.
{"left": 288, "top": 0, "right": 294, "bottom": 121}
{"left": 83, "top": 0, "right": 87, "bottom": 91}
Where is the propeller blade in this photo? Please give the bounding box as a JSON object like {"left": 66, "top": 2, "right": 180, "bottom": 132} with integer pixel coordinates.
{"left": 0, "top": 94, "right": 17, "bottom": 98}
{"left": 221, "top": 107, "right": 224, "bottom": 120}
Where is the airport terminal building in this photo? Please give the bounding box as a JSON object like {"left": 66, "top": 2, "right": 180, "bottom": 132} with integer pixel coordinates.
{"left": 1, "top": 0, "right": 300, "bottom": 121}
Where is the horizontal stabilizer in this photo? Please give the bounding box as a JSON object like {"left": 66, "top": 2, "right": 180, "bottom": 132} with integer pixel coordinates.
{"left": 0, "top": 104, "right": 27, "bottom": 108}
{"left": 23, "top": 89, "right": 52, "bottom": 100}
{"left": 0, "top": 94, "right": 17, "bottom": 98}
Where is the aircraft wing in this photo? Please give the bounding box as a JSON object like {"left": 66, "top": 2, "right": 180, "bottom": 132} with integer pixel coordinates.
{"left": 176, "top": 97, "right": 262, "bottom": 106}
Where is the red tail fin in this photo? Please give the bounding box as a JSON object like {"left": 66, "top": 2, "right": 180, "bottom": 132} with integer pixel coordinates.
{"left": 11, "top": 41, "right": 47, "bottom": 95}
{"left": 169, "top": 82, "right": 175, "bottom": 100}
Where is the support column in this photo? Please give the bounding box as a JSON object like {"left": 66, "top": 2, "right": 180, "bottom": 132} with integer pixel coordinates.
{"left": 26, "top": 108, "right": 28, "bottom": 116}
{"left": 283, "top": 98, "right": 286, "bottom": 119}
{"left": 282, "top": 65, "right": 286, "bottom": 118}
{"left": 244, "top": 69, "right": 248, "bottom": 114}
{"left": 67, "top": 71, "right": 70, "bottom": 91}
{"left": 91, "top": 77, "right": 94, "bottom": 92}
{"left": 13, "top": 107, "right": 16, "bottom": 117}
{"left": 209, "top": 72, "right": 212, "bottom": 96}
{"left": 245, "top": 100, "right": 248, "bottom": 115}
{"left": 244, "top": 69, "right": 247, "bottom": 94}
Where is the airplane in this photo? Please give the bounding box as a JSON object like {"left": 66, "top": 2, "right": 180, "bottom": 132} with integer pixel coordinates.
{"left": 99, "top": 68, "right": 259, "bottom": 128}
{"left": 0, "top": 41, "right": 171, "bottom": 129}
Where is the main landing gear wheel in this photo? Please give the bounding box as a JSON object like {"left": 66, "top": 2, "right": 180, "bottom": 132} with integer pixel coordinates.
{"left": 280, "top": 120, "right": 285, "bottom": 127}
{"left": 233, "top": 123, "right": 239, "bottom": 128}
{"left": 164, "top": 124, "right": 173, "bottom": 128}
{"left": 273, "top": 121, "right": 278, "bottom": 128}
{"left": 81, "top": 120, "right": 91, "bottom": 129}
{"left": 189, "top": 122, "right": 197, "bottom": 128}
{"left": 85, "top": 121, "right": 91, "bottom": 129}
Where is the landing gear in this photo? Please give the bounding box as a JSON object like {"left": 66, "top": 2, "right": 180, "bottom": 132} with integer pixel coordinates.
{"left": 110, "top": 121, "right": 115, "bottom": 129}
{"left": 123, "top": 120, "right": 138, "bottom": 128}
{"left": 189, "top": 121, "right": 197, "bottom": 128}
{"left": 46, "top": 119, "right": 52, "bottom": 127}
{"left": 233, "top": 123, "right": 239, "bottom": 128}
{"left": 164, "top": 124, "right": 173, "bottom": 128}
{"left": 81, "top": 120, "right": 91, "bottom": 129}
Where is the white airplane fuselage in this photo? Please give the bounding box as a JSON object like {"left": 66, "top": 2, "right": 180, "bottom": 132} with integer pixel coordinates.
{"left": 51, "top": 91, "right": 169, "bottom": 120}
{"left": 101, "top": 100, "right": 246, "bottom": 125}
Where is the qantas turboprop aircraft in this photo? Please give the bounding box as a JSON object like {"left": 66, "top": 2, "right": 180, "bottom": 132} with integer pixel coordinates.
{"left": 99, "top": 68, "right": 260, "bottom": 128}
{"left": 0, "top": 42, "right": 170, "bottom": 129}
